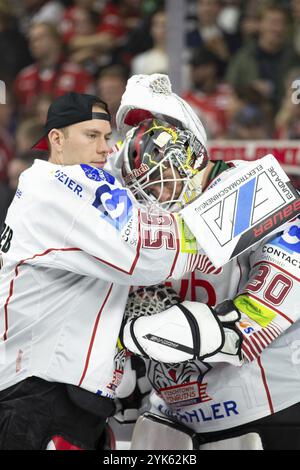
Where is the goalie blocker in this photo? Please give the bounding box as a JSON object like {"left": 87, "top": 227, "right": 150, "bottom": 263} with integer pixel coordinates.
{"left": 122, "top": 300, "right": 243, "bottom": 366}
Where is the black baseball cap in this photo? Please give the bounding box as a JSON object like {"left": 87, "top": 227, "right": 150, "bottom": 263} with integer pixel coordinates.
{"left": 33, "top": 92, "right": 111, "bottom": 151}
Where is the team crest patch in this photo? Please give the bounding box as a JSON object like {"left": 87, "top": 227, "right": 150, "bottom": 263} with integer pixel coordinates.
{"left": 80, "top": 164, "right": 115, "bottom": 184}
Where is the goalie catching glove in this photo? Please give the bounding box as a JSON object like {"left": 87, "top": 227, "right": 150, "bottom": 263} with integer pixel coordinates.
{"left": 122, "top": 298, "right": 243, "bottom": 366}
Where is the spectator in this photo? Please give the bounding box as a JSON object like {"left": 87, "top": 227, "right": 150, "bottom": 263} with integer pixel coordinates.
{"left": 275, "top": 67, "right": 300, "bottom": 139}
{"left": 60, "top": 0, "right": 97, "bottom": 44}
{"left": 7, "top": 150, "right": 44, "bottom": 192}
{"left": 14, "top": 22, "right": 93, "bottom": 115}
{"left": 131, "top": 9, "right": 168, "bottom": 76}
{"left": 99, "top": 0, "right": 142, "bottom": 41}
{"left": 67, "top": 7, "right": 104, "bottom": 74}
{"left": 229, "top": 103, "right": 273, "bottom": 139}
{"left": 182, "top": 47, "right": 233, "bottom": 139}
{"left": 19, "top": 0, "right": 65, "bottom": 34}
{"left": 186, "top": 0, "right": 242, "bottom": 66}
{"left": 68, "top": 0, "right": 143, "bottom": 68}
{"left": 95, "top": 65, "right": 128, "bottom": 143}
{"left": 0, "top": 129, "right": 13, "bottom": 185}
{"left": 239, "top": 1, "right": 261, "bottom": 44}
{"left": 33, "top": 93, "right": 53, "bottom": 126}
{"left": 226, "top": 5, "right": 299, "bottom": 111}
{"left": 291, "top": 0, "right": 300, "bottom": 54}
{"left": 0, "top": 0, "right": 32, "bottom": 84}
{"left": 15, "top": 118, "right": 45, "bottom": 154}
{"left": 120, "top": 1, "right": 165, "bottom": 63}
{"left": 218, "top": 0, "right": 242, "bottom": 36}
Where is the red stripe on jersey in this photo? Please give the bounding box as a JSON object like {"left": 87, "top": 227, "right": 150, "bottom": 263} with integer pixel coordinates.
{"left": 78, "top": 283, "right": 113, "bottom": 387}
{"left": 269, "top": 321, "right": 283, "bottom": 335}
{"left": 243, "top": 336, "right": 257, "bottom": 360}
{"left": 248, "top": 335, "right": 263, "bottom": 355}
{"left": 259, "top": 330, "right": 276, "bottom": 345}
{"left": 191, "top": 254, "right": 200, "bottom": 272}
{"left": 167, "top": 213, "right": 180, "bottom": 279}
{"left": 187, "top": 254, "right": 194, "bottom": 272}
{"left": 253, "top": 332, "right": 266, "bottom": 350}
{"left": 256, "top": 331, "right": 269, "bottom": 348}
{"left": 265, "top": 326, "right": 279, "bottom": 340}
{"left": 261, "top": 327, "right": 276, "bottom": 342}
{"left": 257, "top": 356, "right": 274, "bottom": 414}
{"left": 257, "top": 330, "right": 273, "bottom": 346}
{"left": 241, "top": 342, "right": 254, "bottom": 361}
{"left": 188, "top": 254, "right": 193, "bottom": 272}
{"left": 3, "top": 247, "right": 81, "bottom": 341}
{"left": 3, "top": 279, "right": 14, "bottom": 341}
{"left": 246, "top": 292, "right": 294, "bottom": 325}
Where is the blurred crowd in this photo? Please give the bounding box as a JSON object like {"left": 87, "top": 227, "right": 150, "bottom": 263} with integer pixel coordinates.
{"left": 1, "top": 0, "right": 300, "bottom": 225}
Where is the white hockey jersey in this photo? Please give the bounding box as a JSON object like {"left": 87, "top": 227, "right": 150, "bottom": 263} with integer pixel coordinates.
{"left": 142, "top": 162, "right": 300, "bottom": 432}
{"left": 0, "top": 159, "right": 196, "bottom": 398}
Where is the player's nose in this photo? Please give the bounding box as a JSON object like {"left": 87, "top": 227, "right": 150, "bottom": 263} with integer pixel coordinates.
{"left": 96, "top": 136, "right": 110, "bottom": 155}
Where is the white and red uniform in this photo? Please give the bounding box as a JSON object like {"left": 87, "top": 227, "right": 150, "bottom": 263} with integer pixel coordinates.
{"left": 0, "top": 159, "right": 197, "bottom": 398}
{"left": 133, "top": 161, "right": 300, "bottom": 433}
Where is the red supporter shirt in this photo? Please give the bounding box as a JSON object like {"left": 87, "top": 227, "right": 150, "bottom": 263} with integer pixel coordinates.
{"left": 60, "top": 4, "right": 128, "bottom": 43}
{"left": 97, "top": 3, "right": 125, "bottom": 38}
{"left": 60, "top": 6, "right": 77, "bottom": 43}
{"left": 182, "top": 84, "right": 232, "bottom": 139}
{"left": 14, "top": 61, "right": 93, "bottom": 111}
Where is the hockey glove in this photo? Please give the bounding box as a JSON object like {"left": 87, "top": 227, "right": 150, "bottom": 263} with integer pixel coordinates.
{"left": 123, "top": 299, "right": 243, "bottom": 366}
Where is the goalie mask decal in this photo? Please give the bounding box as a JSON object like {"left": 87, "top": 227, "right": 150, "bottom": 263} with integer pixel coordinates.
{"left": 121, "top": 118, "right": 209, "bottom": 211}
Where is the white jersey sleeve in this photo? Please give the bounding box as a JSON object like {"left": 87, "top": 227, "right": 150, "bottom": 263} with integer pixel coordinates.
{"left": 1, "top": 159, "right": 193, "bottom": 286}
{"left": 234, "top": 217, "right": 300, "bottom": 362}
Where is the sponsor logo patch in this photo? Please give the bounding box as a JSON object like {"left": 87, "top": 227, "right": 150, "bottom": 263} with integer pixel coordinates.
{"left": 92, "top": 184, "right": 133, "bottom": 231}
{"left": 160, "top": 382, "right": 212, "bottom": 407}
{"left": 80, "top": 164, "right": 115, "bottom": 184}
{"left": 234, "top": 295, "right": 276, "bottom": 327}
{"left": 54, "top": 169, "right": 83, "bottom": 197}
{"left": 124, "top": 163, "right": 150, "bottom": 183}
{"left": 177, "top": 216, "right": 197, "bottom": 253}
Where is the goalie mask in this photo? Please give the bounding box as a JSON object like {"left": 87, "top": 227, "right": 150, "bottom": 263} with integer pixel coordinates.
{"left": 121, "top": 118, "right": 209, "bottom": 211}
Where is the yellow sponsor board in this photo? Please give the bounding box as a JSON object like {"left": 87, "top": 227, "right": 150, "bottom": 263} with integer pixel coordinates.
{"left": 234, "top": 295, "right": 276, "bottom": 328}
{"left": 176, "top": 215, "right": 198, "bottom": 253}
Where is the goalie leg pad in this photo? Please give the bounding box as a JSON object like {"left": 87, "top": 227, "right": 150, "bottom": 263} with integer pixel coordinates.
{"left": 199, "top": 432, "right": 263, "bottom": 450}
{"left": 130, "top": 412, "right": 198, "bottom": 450}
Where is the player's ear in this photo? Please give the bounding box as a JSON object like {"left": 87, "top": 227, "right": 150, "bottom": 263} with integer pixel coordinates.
{"left": 48, "top": 128, "right": 66, "bottom": 153}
